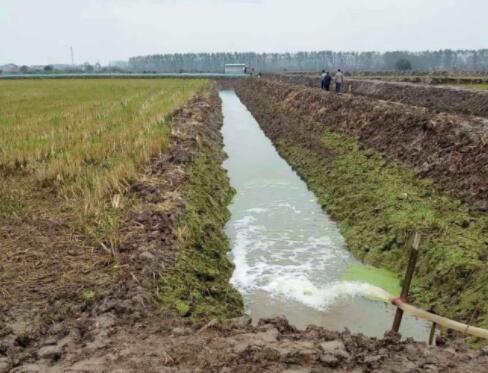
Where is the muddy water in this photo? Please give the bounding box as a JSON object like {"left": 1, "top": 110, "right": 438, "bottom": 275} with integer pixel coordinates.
{"left": 220, "top": 90, "right": 431, "bottom": 341}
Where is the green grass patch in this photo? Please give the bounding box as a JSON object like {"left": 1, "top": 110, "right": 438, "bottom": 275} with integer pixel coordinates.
{"left": 158, "top": 149, "right": 243, "bottom": 322}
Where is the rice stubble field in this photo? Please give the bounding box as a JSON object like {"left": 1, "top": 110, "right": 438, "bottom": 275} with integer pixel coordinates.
{"left": 0, "top": 78, "right": 206, "bottom": 318}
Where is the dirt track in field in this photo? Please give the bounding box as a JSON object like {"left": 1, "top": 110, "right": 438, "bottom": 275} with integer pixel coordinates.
{"left": 2, "top": 86, "right": 488, "bottom": 372}
{"left": 277, "top": 74, "right": 488, "bottom": 119}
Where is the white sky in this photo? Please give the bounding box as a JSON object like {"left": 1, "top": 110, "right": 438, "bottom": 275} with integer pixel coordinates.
{"left": 0, "top": 0, "right": 487, "bottom": 65}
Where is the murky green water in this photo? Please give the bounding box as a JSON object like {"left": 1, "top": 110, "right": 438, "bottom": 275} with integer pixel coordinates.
{"left": 220, "top": 90, "right": 431, "bottom": 341}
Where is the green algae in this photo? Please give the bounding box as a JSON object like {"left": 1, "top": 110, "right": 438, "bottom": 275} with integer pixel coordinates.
{"left": 342, "top": 264, "right": 401, "bottom": 298}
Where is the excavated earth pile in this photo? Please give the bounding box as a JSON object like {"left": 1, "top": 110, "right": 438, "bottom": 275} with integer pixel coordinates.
{"left": 337, "top": 74, "right": 488, "bottom": 85}
{"left": 276, "top": 74, "right": 488, "bottom": 119}
{"left": 245, "top": 78, "right": 488, "bottom": 208}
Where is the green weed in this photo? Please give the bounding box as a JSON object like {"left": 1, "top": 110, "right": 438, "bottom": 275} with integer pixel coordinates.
{"left": 276, "top": 127, "right": 488, "bottom": 328}
{"left": 158, "top": 150, "right": 243, "bottom": 322}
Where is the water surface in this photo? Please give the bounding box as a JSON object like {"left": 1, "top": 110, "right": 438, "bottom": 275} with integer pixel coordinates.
{"left": 220, "top": 90, "right": 430, "bottom": 340}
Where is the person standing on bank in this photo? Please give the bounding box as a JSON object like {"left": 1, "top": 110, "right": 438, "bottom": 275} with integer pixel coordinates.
{"left": 324, "top": 71, "right": 332, "bottom": 91}
{"left": 335, "top": 69, "right": 344, "bottom": 93}
{"left": 320, "top": 70, "right": 327, "bottom": 89}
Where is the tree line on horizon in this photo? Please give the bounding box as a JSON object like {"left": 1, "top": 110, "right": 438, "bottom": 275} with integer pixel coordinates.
{"left": 128, "top": 49, "right": 488, "bottom": 73}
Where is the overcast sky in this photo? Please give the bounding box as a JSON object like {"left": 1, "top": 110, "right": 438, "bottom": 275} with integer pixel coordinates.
{"left": 0, "top": 0, "right": 487, "bottom": 65}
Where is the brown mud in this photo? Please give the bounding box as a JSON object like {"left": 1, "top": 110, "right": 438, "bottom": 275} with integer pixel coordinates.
{"left": 6, "top": 316, "right": 488, "bottom": 372}
{"left": 1, "top": 85, "right": 488, "bottom": 372}
{"left": 276, "top": 74, "right": 488, "bottom": 119}
{"left": 349, "top": 74, "right": 488, "bottom": 86}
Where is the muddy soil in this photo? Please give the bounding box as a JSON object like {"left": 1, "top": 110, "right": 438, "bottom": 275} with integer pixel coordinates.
{"left": 275, "top": 74, "right": 488, "bottom": 119}
{"left": 5, "top": 316, "right": 488, "bottom": 372}
{"left": 239, "top": 78, "right": 488, "bottom": 209}
{"left": 2, "top": 85, "right": 488, "bottom": 372}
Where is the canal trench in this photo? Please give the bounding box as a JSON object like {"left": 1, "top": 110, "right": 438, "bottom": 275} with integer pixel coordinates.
{"left": 220, "top": 89, "right": 431, "bottom": 341}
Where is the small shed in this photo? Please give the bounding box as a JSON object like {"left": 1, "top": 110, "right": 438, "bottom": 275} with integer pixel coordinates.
{"left": 224, "top": 64, "right": 247, "bottom": 74}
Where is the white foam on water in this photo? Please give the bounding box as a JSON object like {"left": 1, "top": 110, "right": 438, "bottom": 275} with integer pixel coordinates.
{"left": 247, "top": 207, "right": 269, "bottom": 214}
{"left": 229, "top": 215, "right": 274, "bottom": 290}
{"left": 262, "top": 278, "right": 390, "bottom": 310}
{"left": 277, "top": 201, "right": 302, "bottom": 214}
{"left": 245, "top": 180, "right": 293, "bottom": 189}
{"left": 228, "top": 213, "right": 389, "bottom": 312}
{"left": 230, "top": 222, "right": 389, "bottom": 310}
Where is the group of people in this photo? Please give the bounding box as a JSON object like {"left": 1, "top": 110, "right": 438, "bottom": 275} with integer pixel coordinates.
{"left": 320, "top": 69, "right": 344, "bottom": 92}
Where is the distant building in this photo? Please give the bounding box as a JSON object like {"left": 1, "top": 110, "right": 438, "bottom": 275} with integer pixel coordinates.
{"left": 224, "top": 64, "right": 247, "bottom": 74}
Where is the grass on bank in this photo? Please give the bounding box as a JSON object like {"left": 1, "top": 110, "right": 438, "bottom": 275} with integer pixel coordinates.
{"left": 277, "top": 128, "right": 488, "bottom": 329}
{"left": 0, "top": 79, "right": 206, "bottom": 244}
{"left": 158, "top": 139, "right": 243, "bottom": 321}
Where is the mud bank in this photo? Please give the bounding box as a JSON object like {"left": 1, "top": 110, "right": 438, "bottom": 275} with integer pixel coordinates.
{"left": 351, "top": 74, "right": 488, "bottom": 86}
{"left": 234, "top": 78, "right": 488, "bottom": 332}
{"left": 120, "top": 85, "right": 242, "bottom": 321}
{"left": 275, "top": 74, "right": 488, "bottom": 118}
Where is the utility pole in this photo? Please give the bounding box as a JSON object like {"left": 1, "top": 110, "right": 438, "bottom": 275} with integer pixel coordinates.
{"left": 70, "top": 46, "right": 75, "bottom": 66}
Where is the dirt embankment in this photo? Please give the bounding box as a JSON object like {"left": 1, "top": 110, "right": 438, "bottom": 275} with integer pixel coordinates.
{"left": 247, "top": 77, "right": 488, "bottom": 209}
{"left": 343, "top": 72, "right": 488, "bottom": 85}
{"left": 275, "top": 74, "right": 488, "bottom": 118}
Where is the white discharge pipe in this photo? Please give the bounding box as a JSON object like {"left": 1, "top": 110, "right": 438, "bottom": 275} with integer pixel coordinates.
{"left": 390, "top": 297, "right": 488, "bottom": 340}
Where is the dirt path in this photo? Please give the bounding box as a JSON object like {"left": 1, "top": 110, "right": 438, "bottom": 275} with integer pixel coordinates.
{"left": 2, "top": 85, "right": 488, "bottom": 372}
{"left": 275, "top": 74, "right": 488, "bottom": 119}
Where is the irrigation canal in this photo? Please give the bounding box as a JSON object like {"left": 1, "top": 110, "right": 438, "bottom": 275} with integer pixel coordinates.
{"left": 220, "top": 90, "right": 431, "bottom": 340}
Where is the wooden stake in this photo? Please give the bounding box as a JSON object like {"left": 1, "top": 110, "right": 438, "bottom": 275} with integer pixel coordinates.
{"left": 429, "top": 322, "right": 437, "bottom": 345}
{"left": 391, "top": 233, "right": 421, "bottom": 333}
